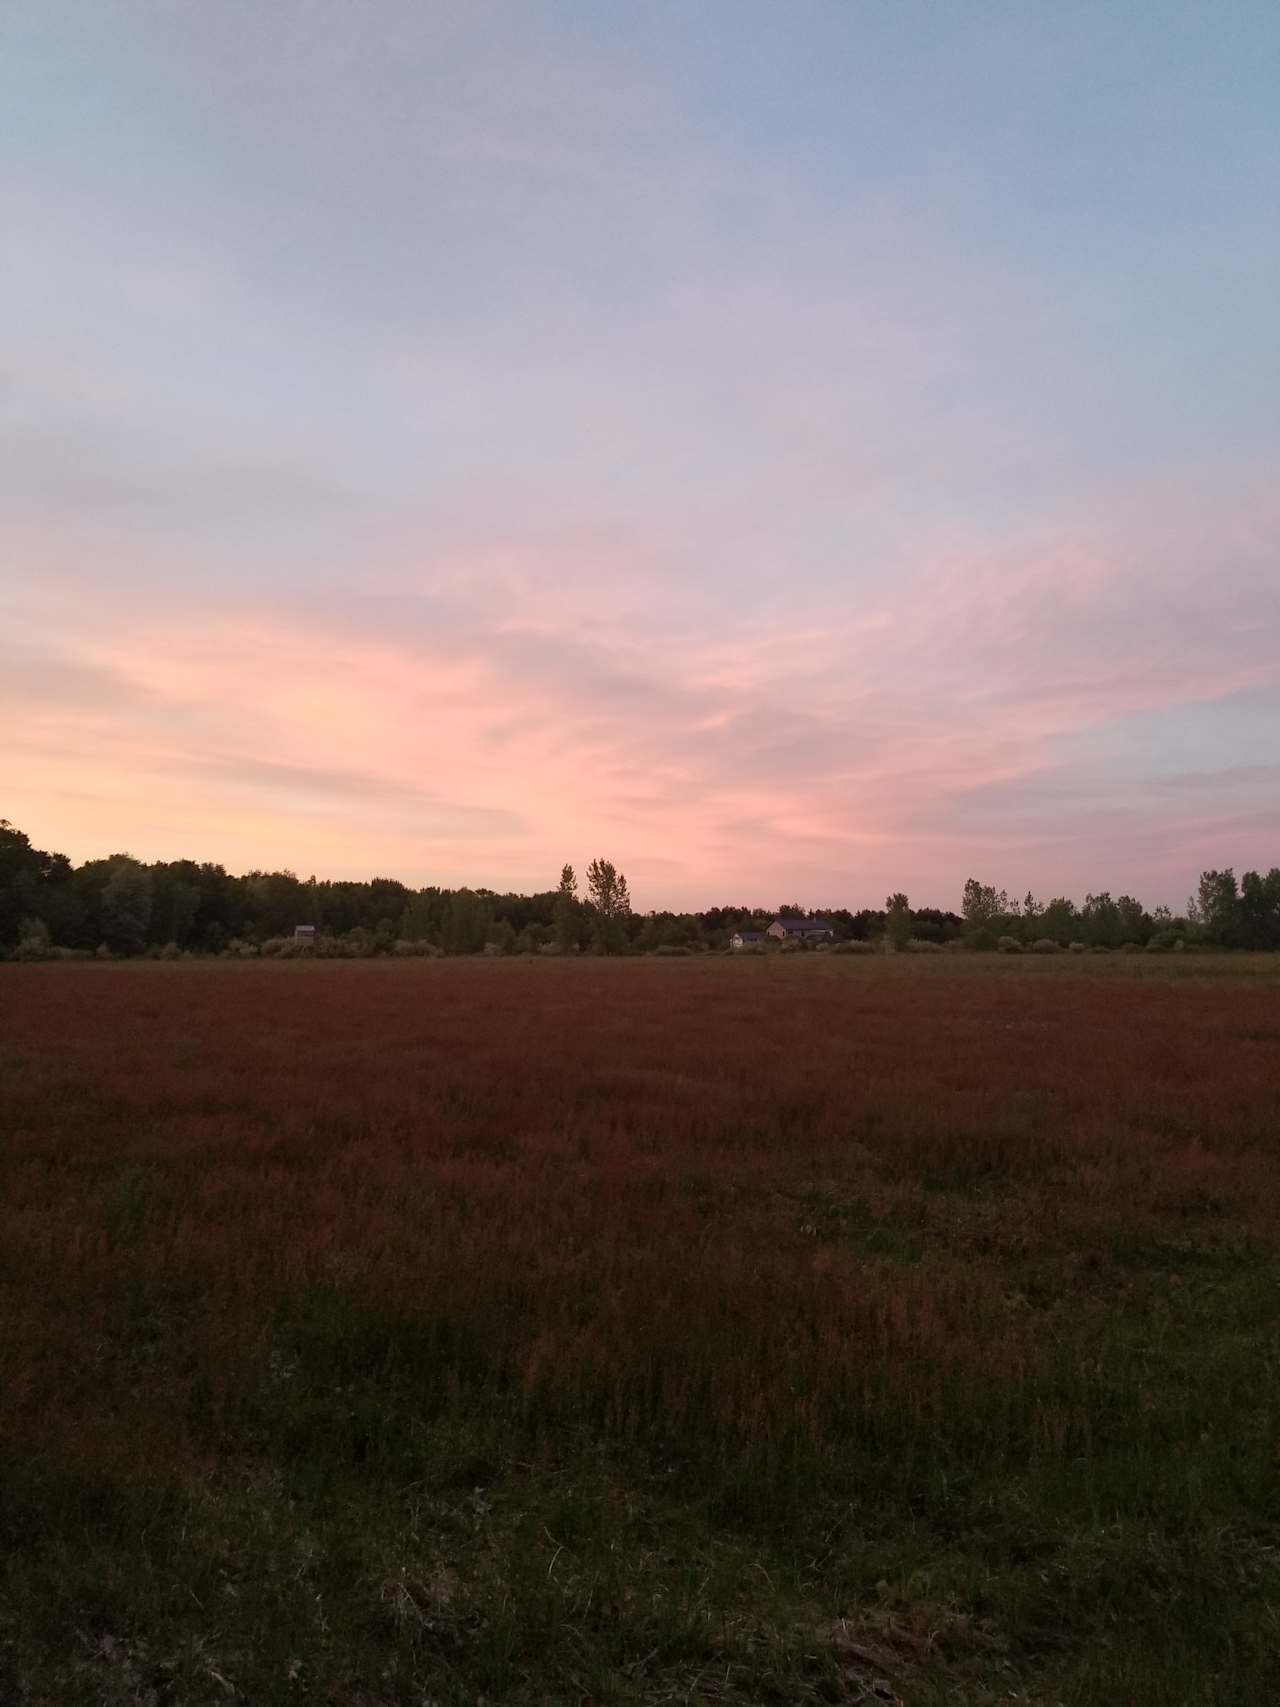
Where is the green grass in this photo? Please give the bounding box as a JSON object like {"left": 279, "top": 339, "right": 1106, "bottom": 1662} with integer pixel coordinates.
{"left": 2, "top": 953, "right": 1279, "bottom": 1704}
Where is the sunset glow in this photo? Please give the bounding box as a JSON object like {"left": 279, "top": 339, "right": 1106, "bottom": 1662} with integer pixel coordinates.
{"left": 4, "top": 2, "right": 1278, "bottom": 907}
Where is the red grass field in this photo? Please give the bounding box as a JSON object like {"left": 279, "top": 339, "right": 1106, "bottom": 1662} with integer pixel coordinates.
{"left": 2, "top": 954, "right": 1279, "bottom": 1705}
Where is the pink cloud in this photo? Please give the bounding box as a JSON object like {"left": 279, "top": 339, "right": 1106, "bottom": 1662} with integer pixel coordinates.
{"left": 3, "top": 461, "right": 1277, "bottom": 908}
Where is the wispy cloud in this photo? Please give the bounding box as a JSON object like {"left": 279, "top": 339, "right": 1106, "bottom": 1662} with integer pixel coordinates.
{"left": 4, "top": 3, "right": 1278, "bottom": 903}
{"left": 4, "top": 461, "right": 1276, "bottom": 904}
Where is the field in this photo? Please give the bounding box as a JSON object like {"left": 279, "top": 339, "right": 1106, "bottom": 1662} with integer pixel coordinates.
{"left": 2, "top": 954, "right": 1279, "bottom": 1706}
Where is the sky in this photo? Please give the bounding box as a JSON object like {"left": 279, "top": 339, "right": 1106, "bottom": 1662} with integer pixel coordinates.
{"left": 3, "top": 0, "right": 1278, "bottom": 911}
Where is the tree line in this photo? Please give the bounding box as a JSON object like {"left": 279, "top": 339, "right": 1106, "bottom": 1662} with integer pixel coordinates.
{"left": 1, "top": 817, "right": 1276, "bottom": 958}
{"left": 957, "top": 872, "right": 1280, "bottom": 952}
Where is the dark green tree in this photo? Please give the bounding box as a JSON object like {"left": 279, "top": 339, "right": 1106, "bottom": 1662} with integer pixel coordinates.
{"left": 586, "top": 858, "right": 631, "bottom": 954}
{"left": 442, "top": 888, "right": 491, "bottom": 955}
{"left": 1195, "top": 869, "right": 1240, "bottom": 946}
{"left": 885, "top": 892, "right": 912, "bottom": 951}
{"left": 553, "top": 864, "right": 579, "bottom": 953}
{"left": 961, "top": 878, "right": 1009, "bottom": 936}
{"left": 101, "top": 858, "right": 153, "bottom": 955}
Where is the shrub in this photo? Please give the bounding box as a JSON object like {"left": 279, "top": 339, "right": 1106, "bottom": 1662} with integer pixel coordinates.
{"left": 829, "top": 940, "right": 875, "bottom": 955}
{"left": 1120, "top": 941, "right": 1144, "bottom": 954}
{"left": 1030, "top": 938, "right": 1059, "bottom": 955}
{"left": 13, "top": 918, "right": 51, "bottom": 961}
{"left": 1145, "top": 941, "right": 1168, "bottom": 954}
{"left": 997, "top": 936, "right": 1023, "bottom": 954}
{"left": 652, "top": 943, "right": 692, "bottom": 956}
{"left": 941, "top": 937, "right": 968, "bottom": 953}
{"left": 905, "top": 938, "right": 943, "bottom": 953}
{"left": 971, "top": 928, "right": 998, "bottom": 952}
{"left": 538, "top": 942, "right": 563, "bottom": 956}
{"left": 1091, "top": 945, "right": 1110, "bottom": 954}
{"left": 1069, "top": 941, "right": 1088, "bottom": 954}
{"left": 486, "top": 922, "right": 518, "bottom": 956}
{"left": 314, "top": 934, "right": 360, "bottom": 959}
{"left": 392, "top": 938, "right": 441, "bottom": 957}
{"left": 160, "top": 941, "right": 182, "bottom": 960}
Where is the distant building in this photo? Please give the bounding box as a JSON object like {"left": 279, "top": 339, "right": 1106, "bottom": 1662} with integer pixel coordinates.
{"left": 730, "top": 928, "right": 768, "bottom": 950}
{"left": 293, "top": 925, "right": 317, "bottom": 947}
{"left": 766, "top": 917, "right": 834, "bottom": 942}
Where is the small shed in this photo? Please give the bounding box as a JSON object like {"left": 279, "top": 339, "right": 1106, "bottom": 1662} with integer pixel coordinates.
{"left": 293, "top": 924, "right": 317, "bottom": 947}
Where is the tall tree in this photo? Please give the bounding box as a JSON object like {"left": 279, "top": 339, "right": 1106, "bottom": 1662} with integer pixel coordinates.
{"left": 586, "top": 858, "right": 631, "bottom": 954}
{"left": 101, "top": 858, "right": 153, "bottom": 955}
{"left": 399, "top": 889, "right": 441, "bottom": 944}
{"left": 553, "top": 864, "right": 579, "bottom": 953}
{"left": 961, "top": 878, "right": 1009, "bottom": 933}
{"left": 1116, "top": 894, "right": 1148, "bottom": 945}
{"left": 0, "top": 820, "right": 67, "bottom": 944}
{"left": 441, "top": 888, "right": 491, "bottom": 955}
{"left": 1196, "top": 869, "right": 1240, "bottom": 946}
{"left": 1239, "top": 869, "right": 1280, "bottom": 950}
{"left": 1081, "top": 891, "right": 1121, "bottom": 948}
{"left": 885, "top": 892, "right": 912, "bottom": 951}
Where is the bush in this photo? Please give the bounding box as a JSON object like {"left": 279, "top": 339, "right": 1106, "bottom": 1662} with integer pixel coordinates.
{"left": 538, "top": 942, "right": 564, "bottom": 956}
{"left": 13, "top": 918, "right": 52, "bottom": 961}
{"left": 1030, "top": 938, "right": 1059, "bottom": 955}
{"left": 1145, "top": 941, "right": 1168, "bottom": 954}
{"left": 1120, "top": 941, "right": 1144, "bottom": 954}
{"left": 1091, "top": 944, "right": 1110, "bottom": 954}
{"left": 905, "top": 938, "right": 943, "bottom": 953}
{"left": 1069, "top": 941, "right": 1088, "bottom": 954}
{"left": 315, "top": 934, "right": 361, "bottom": 959}
{"left": 392, "top": 938, "right": 441, "bottom": 957}
{"left": 652, "top": 944, "right": 692, "bottom": 956}
{"left": 971, "top": 928, "right": 998, "bottom": 952}
{"left": 941, "top": 937, "right": 968, "bottom": 953}
{"left": 997, "top": 936, "right": 1023, "bottom": 954}
{"left": 829, "top": 940, "right": 875, "bottom": 955}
